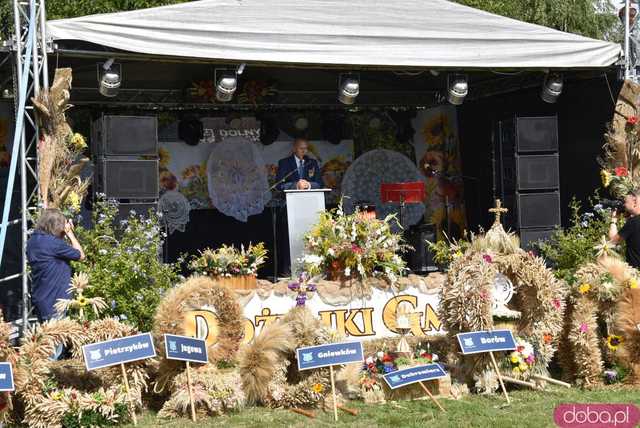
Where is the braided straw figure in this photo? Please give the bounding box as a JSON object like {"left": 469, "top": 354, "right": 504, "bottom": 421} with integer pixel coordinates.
{"left": 559, "top": 252, "right": 638, "bottom": 387}
{"left": 158, "top": 365, "right": 245, "bottom": 419}
{"left": 32, "top": 68, "right": 90, "bottom": 212}
{"left": 441, "top": 219, "right": 567, "bottom": 387}
{"left": 613, "top": 288, "right": 640, "bottom": 384}
{"left": 239, "top": 306, "right": 337, "bottom": 408}
{"left": 0, "top": 315, "right": 16, "bottom": 425}
{"left": 152, "top": 275, "right": 244, "bottom": 390}
{"left": 10, "top": 318, "right": 146, "bottom": 428}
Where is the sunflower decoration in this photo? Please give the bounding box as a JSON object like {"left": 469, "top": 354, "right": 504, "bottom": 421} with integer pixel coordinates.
{"left": 69, "top": 132, "right": 87, "bottom": 151}
{"left": 607, "top": 335, "right": 624, "bottom": 351}
{"left": 158, "top": 147, "right": 171, "bottom": 168}
{"left": 578, "top": 283, "right": 591, "bottom": 294}
{"left": 422, "top": 113, "right": 449, "bottom": 150}
{"left": 54, "top": 272, "right": 108, "bottom": 320}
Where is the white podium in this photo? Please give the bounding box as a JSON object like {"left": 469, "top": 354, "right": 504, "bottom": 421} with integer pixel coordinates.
{"left": 285, "top": 189, "right": 330, "bottom": 275}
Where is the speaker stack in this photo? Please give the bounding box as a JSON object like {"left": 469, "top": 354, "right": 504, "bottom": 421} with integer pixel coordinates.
{"left": 92, "top": 115, "right": 159, "bottom": 219}
{"left": 494, "top": 116, "right": 560, "bottom": 250}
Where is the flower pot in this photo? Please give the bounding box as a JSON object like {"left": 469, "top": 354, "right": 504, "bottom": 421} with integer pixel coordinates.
{"left": 211, "top": 274, "right": 257, "bottom": 290}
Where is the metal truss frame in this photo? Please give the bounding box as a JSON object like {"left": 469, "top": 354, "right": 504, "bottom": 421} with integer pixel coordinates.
{"left": 0, "top": 0, "right": 49, "bottom": 333}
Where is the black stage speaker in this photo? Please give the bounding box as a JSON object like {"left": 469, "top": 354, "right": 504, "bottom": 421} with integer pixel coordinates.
{"left": 96, "top": 159, "right": 159, "bottom": 199}
{"left": 92, "top": 115, "right": 158, "bottom": 156}
{"left": 517, "top": 192, "right": 561, "bottom": 229}
{"left": 406, "top": 224, "right": 438, "bottom": 273}
{"left": 499, "top": 116, "right": 558, "bottom": 154}
{"left": 516, "top": 154, "right": 559, "bottom": 191}
{"left": 520, "top": 227, "right": 556, "bottom": 251}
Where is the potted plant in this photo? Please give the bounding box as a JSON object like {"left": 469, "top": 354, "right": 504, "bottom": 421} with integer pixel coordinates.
{"left": 189, "top": 242, "right": 267, "bottom": 289}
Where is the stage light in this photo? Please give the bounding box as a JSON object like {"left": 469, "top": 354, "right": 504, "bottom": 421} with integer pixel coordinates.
{"left": 214, "top": 64, "right": 245, "bottom": 103}
{"left": 541, "top": 73, "right": 563, "bottom": 104}
{"left": 447, "top": 74, "right": 468, "bottom": 105}
{"left": 215, "top": 71, "right": 237, "bottom": 102}
{"left": 97, "top": 59, "right": 121, "bottom": 97}
{"left": 338, "top": 74, "right": 360, "bottom": 105}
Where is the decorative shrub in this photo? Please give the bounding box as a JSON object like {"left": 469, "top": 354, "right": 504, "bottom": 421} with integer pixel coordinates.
{"left": 73, "top": 196, "right": 180, "bottom": 331}
{"left": 537, "top": 197, "right": 614, "bottom": 284}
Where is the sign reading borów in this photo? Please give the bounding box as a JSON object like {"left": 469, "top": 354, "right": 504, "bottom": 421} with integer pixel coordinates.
{"left": 296, "top": 341, "right": 364, "bottom": 371}
{"left": 164, "top": 334, "right": 208, "bottom": 364}
{"left": 383, "top": 363, "right": 447, "bottom": 389}
{"left": 456, "top": 329, "right": 517, "bottom": 355}
{"left": 83, "top": 332, "right": 156, "bottom": 371}
{"left": 0, "top": 362, "right": 14, "bottom": 391}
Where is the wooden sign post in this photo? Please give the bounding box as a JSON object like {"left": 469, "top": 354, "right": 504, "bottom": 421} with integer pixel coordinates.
{"left": 382, "top": 363, "right": 447, "bottom": 412}
{"left": 456, "top": 329, "right": 517, "bottom": 404}
{"left": 164, "top": 334, "right": 209, "bottom": 422}
{"left": 82, "top": 332, "right": 157, "bottom": 427}
{"left": 296, "top": 341, "right": 364, "bottom": 422}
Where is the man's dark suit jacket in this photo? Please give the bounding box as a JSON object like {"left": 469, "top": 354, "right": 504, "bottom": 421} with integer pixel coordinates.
{"left": 275, "top": 155, "right": 323, "bottom": 191}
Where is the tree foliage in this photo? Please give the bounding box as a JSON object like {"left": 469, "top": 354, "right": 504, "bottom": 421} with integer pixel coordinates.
{"left": 1, "top": 1, "right": 193, "bottom": 39}
{"left": 454, "top": 0, "right": 619, "bottom": 40}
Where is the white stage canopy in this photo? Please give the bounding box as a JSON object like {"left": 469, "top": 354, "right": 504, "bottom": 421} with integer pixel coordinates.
{"left": 47, "top": 0, "right": 621, "bottom": 69}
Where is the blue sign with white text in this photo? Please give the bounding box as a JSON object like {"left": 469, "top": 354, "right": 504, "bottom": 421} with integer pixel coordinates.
{"left": 0, "top": 362, "right": 14, "bottom": 391}
{"left": 456, "top": 329, "right": 517, "bottom": 355}
{"left": 296, "top": 341, "right": 364, "bottom": 371}
{"left": 83, "top": 332, "right": 156, "bottom": 371}
{"left": 383, "top": 363, "right": 447, "bottom": 389}
{"left": 164, "top": 334, "right": 208, "bottom": 364}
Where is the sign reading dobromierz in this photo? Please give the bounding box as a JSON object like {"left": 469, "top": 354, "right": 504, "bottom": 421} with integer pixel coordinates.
{"left": 164, "top": 334, "right": 208, "bottom": 364}
{"left": 456, "top": 329, "right": 517, "bottom": 355}
{"left": 296, "top": 341, "right": 364, "bottom": 371}
{"left": 383, "top": 363, "right": 447, "bottom": 389}
{"left": 83, "top": 332, "right": 156, "bottom": 370}
{"left": 0, "top": 362, "right": 14, "bottom": 391}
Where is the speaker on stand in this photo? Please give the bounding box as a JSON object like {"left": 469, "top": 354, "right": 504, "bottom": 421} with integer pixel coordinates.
{"left": 405, "top": 223, "right": 438, "bottom": 274}
{"left": 494, "top": 116, "right": 560, "bottom": 250}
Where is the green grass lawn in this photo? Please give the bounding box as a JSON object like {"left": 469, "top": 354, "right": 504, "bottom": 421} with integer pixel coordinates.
{"left": 126, "top": 386, "right": 640, "bottom": 428}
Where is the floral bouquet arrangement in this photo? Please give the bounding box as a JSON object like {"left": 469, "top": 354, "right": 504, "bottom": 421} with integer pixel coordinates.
{"left": 600, "top": 114, "right": 640, "bottom": 199}
{"left": 363, "top": 350, "right": 398, "bottom": 376}
{"left": 301, "top": 205, "right": 409, "bottom": 283}
{"left": 190, "top": 242, "right": 267, "bottom": 277}
{"left": 359, "top": 349, "right": 398, "bottom": 403}
{"left": 507, "top": 338, "right": 536, "bottom": 376}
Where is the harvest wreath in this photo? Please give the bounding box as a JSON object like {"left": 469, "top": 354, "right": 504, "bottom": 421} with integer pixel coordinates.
{"left": 440, "top": 217, "right": 568, "bottom": 387}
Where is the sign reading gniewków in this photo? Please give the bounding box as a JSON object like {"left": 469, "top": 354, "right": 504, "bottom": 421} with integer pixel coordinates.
{"left": 296, "top": 341, "right": 364, "bottom": 371}
{"left": 164, "top": 334, "right": 208, "bottom": 364}
{"left": 383, "top": 363, "right": 447, "bottom": 389}
{"left": 456, "top": 329, "right": 516, "bottom": 355}
{"left": 0, "top": 362, "right": 14, "bottom": 391}
{"left": 83, "top": 332, "right": 156, "bottom": 371}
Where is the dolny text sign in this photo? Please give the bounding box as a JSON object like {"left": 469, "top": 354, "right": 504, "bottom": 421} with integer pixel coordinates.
{"left": 0, "top": 362, "right": 14, "bottom": 391}
{"left": 83, "top": 332, "right": 156, "bottom": 370}
{"left": 297, "top": 341, "right": 364, "bottom": 371}
{"left": 164, "top": 334, "right": 208, "bottom": 364}
{"left": 383, "top": 363, "right": 447, "bottom": 389}
{"left": 456, "top": 329, "right": 517, "bottom": 355}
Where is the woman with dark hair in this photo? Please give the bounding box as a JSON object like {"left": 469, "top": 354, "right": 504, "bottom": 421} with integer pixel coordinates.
{"left": 26, "top": 208, "right": 85, "bottom": 323}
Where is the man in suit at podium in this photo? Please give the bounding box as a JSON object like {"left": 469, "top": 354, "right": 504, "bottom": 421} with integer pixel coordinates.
{"left": 276, "top": 138, "right": 323, "bottom": 190}
{"left": 275, "top": 138, "right": 324, "bottom": 277}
